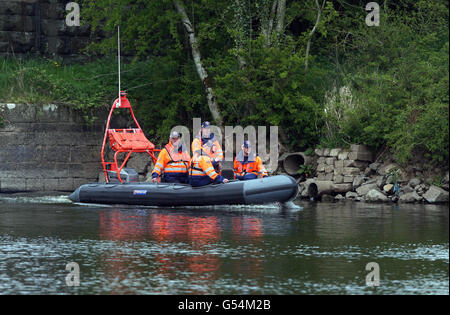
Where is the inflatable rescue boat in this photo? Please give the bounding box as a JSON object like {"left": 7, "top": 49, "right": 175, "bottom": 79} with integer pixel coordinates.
{"left": 67, "top": 91, "right": 298, "bottom": 207}
{"left": 69, "top": 174, "right": 298, "bottom": 206}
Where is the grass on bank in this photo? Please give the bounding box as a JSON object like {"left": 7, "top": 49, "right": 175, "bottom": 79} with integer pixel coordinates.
{"left": 0, "top": 55, "right": 201, "bottom": 144}
{"left": 0, "top": 56, "right": 123, "bottom": 108}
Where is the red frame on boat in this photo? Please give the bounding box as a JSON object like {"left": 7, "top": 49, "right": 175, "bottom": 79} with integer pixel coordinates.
{"left": 100, "top": 91, "right": 161, "bottom": 183}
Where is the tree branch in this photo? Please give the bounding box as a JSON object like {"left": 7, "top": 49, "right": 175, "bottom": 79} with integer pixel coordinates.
{"left": 305, "top": 0, "right": 326, "bottom": 71}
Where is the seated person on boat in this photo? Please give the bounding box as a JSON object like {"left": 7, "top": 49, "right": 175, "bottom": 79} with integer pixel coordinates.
{"left": 233, "top": 140, "right": 268, "bottom": 180}
{"left": 189, "top": 150, "right": 229, "bottom": 187}
{"left": 151, "top": 131, "right": 190, "bottom": 183}
{"left": 192, "top": 121, "right": 223, "bottom": 172}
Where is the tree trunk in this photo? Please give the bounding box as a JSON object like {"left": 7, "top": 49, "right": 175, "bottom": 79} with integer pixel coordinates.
{"left": 232, "top": 0, "right": 249, "bottom": 69}
{"left": 262, "top": 0, "right": 278, "bottom": 47}
{"left": 275, "top": 0, "right": 286, "bottom": 34}
{"left": 305, "top": 0, "right": 326, "bottom": 71}
{"left": 173, "top": 0, "right": 223, "bottom": 127}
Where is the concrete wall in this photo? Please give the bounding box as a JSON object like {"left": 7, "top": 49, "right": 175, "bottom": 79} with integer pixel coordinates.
{"left": 0, "top": 0, "right": 91, "bottom": 58}
{"left": 0, "top": 103, "right": 105, "bottom": 192}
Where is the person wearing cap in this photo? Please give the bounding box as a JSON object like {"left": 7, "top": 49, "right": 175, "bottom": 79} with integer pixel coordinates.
{"left": 192, "top": 121, "right": 224, "bottom": 169}
{"left": 189, "top": 149, "right": 229, "bottom": 187}
{"left": 233, "top": 140, "right": 268, "bottom": 180}
{"left": 151, "top": 131, "right": 190, "bottom": 183}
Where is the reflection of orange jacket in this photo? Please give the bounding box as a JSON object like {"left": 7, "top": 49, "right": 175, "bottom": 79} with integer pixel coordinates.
{"left": 233, "top": 152, "right": 268, "bottom": 178}
{"left": 192, "top": 136, "right": 223, "bottom": 161}
{"left": 152, "top": 143, "right": 190, "bottom": 176}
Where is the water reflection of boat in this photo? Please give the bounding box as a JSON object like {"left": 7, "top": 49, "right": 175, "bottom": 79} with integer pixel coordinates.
{"left": 98, "top": 209, "right": 264, "bottom": 243}
{"left": 98, "top": 209, "right": 264, "bottom": 293}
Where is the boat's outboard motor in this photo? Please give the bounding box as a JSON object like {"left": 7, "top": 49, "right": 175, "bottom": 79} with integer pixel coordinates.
{"left": 221, "top": 169, "right": 235, "bottom": 180}
{"left": 107, "top": 168, "right": 139, "bottom": 183}
{"left": 221, "top": 160, "right": 235, "bottom": 180}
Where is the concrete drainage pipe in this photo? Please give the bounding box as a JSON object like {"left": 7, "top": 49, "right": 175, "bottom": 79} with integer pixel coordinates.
{"left": 282, "top": 152, "right": 311, "bottom": 176}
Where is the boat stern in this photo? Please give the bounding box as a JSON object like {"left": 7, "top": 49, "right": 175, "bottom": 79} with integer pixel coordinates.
{"left": 243, "top": 175, "right": 299, "bottom": 204}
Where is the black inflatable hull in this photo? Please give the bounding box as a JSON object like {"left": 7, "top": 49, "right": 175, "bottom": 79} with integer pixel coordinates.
{"left": 69, "top": 175, "right": 298, "bottom": 207}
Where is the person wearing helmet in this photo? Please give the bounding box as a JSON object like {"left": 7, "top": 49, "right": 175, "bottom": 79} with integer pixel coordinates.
{"left": 151, "top": 131, "right": 190, "bottom": 183}
{"left": 233, "top": 140, "right": 268, "bottom": 180}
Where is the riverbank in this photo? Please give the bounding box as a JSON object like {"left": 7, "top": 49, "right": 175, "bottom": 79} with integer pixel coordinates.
{"left": 1, "top": 104, "right": 448, "bottom": 204}
{"left": 294, "top": 145, "right": 449, "bottom": 204}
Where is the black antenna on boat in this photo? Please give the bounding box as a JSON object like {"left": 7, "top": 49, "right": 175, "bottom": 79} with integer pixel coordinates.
{"left": 118, "top": 25, "right": 121, "bottom": 107}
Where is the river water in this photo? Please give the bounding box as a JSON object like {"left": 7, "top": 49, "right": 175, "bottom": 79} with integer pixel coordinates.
{"left": 0, "top": 193, "right": 448, "bottom": 295}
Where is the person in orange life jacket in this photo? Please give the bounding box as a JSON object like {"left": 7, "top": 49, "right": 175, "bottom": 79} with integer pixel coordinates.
{"left": 152, "top": 131, "right": 190, "bottom": 183}
{"left": 189, "top": 149, "right": 229, "bottom": 187}
{"left": 233, "top": 140, "right": 268, "bottom": 180}
{"left": 192, "top": 121, "right": 224, "bottom": 172}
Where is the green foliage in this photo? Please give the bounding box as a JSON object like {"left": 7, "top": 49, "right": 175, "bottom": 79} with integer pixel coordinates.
{"left": 297, "top": 164, "right": 314, "bottom": 177}
{"left": 0, "top": 55, "right": 202, "bottom": 137}
{"left": 77, "top": 0, "right": 332, "bottom": 149}
{"left": 429, "top": 175, "right": 444, "bottom": 188}
{"left": 1, "top": 0, "right": 447, "bottom": 164}
{"left": 304, "top": 147, "right": 315, "bottom": 156}
{"left": 386, "top": 167, "right": 400, "bottom": 184}
{"left": 0, "top": 57, "right": 114, "bottom": 106}
{"left": 321, "top": 0, "right": 449, "bottom": 164}
{"left": 209, "top": 36, "right": 327, "bottom": 150}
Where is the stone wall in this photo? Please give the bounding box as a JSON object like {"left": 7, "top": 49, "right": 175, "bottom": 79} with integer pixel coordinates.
{"left": 0, "top": 103, "right": 104, "bottom": 192}
{"left": 0, "top": 0, "right": 91, "bottom": 58}
{"left": 314, "top": 144, "right": 372, "bottom": 186}
{"left": 298, "top": 144, "right": 449, "bottom": 203}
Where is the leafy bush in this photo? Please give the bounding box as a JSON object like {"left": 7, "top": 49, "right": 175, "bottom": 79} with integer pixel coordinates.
{"left": 320, "top": 1, "right": 449, "bottom": 164}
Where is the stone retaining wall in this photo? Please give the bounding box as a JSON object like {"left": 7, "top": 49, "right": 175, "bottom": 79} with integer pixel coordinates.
{"left": 0, "top": 0, "right": 91, "bottom": 58}
{"left": 0, "top": 103, "right": 105, "bottom": 192}
{"left": 314, "top": 144, "right": 372, "bottom": 189}
{"left": 298, "top": 144, "right": 449, "bottom": 203}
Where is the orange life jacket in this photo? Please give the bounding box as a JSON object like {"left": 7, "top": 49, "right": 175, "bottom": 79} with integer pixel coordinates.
{"left": 233, "top": 152, "right": 268, "bottom": 178}
{"left": 190, "top": 155, "right": 219, "bottom": 180}
{"left": 153, "top": 143, "right": 190, "bottom": 176}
